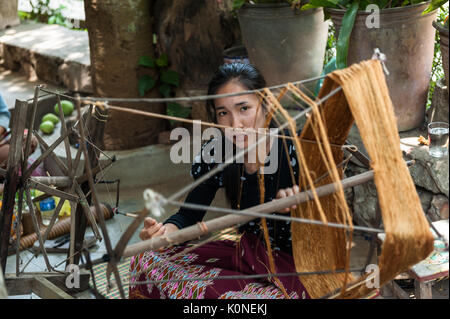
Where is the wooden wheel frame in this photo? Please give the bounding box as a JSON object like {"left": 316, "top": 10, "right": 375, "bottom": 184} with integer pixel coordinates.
{"left": 0, "top": 86, "right": 121, "bottom": 298}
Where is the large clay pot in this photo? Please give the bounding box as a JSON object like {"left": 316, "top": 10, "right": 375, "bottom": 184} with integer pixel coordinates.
{"left": 433, "top": 21, "right": 449, "bottom": 93}
{"left": 328, "top": 3, "right": 437, "bottom": 131}
{"left": 237, "top": 4, "right": 329, "bottom": 93}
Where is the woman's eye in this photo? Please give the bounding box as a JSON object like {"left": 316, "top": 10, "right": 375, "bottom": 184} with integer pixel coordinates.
{"left": 217, "top": 111, "right": 227, "bottom": 117}
{"left": 240, "top": 105, "right": 248, "bottom": 112}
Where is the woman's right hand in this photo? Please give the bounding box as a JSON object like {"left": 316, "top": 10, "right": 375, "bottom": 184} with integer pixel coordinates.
{"left": 139, "top": 217, "right": 178, "bottom": 241}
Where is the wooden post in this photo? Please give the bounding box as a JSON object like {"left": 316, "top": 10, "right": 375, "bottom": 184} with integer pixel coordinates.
{"left": 414, "top": 280, "right": 433, "bottom": 299}
{"left": 70, "top": 105, "right": 107, "bottom": 265}
{"left": 0, "top": 264, "right": 7, "bottom": 298}
{"left": 0, "top": 100, "right": 27, "bottom": 274}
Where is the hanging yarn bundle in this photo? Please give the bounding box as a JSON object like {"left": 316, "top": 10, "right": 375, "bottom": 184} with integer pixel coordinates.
{"left": 284, "top": 60, "right": 434, "bottom": 298}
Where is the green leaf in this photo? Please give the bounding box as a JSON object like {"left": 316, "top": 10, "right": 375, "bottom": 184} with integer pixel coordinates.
{"left": 359, "top": 0, "right": 371, "bottom": 10}
{"left": 233, "top": 0, "right": 246, "bottom": 10}
{"left": 158, "top": 84, "right": 172, "bottom": 98}
{"left": 301, "top": 0, "right": 340, "bottom": 9}
{"left": 138, "top": 75, "right": 157, "bottom": 97}
{"left": 48, "top": 16, "right": 56, "bottom": 24}
{"left": 378, "top": 0, "right": 391, "bottom": 8}
{"left": 161, "top": 70, "right": 180, "bottom": 87}
{"left": 336, "top": 1, "right": 359, "bottom": 69}
{"left": 166, "top": 102, "right": 191, "bottom": 126}
{"left": 337, "top": 0, "right": 350, "bottom": 6}
{"left": 156, "top": 53, "right": 169, "bottom": 67}
{"left": 422, "top": 0, "right": 448, "bottom": 14}
{"left": 138, "top": 55, "right": 155, "bottom": 68}
{"left": 167, "top": 102, "right": 191, "bottom": 118}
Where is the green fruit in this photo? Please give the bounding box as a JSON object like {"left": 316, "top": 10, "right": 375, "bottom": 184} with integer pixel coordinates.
{"left": 42, "top": 113, "right": 59, "bottom": 125}
{"left": 40, "top": 121, "right": 55, "bottom": 134}
{"left": 54, "top": 100, "right": 74, "bottom": 116}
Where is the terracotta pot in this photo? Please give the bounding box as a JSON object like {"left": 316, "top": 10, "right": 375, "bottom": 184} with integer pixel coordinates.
{"left": 237, "top": 4, "right": 329, "bottom": 92}
{"left": 328, "top": 3, "right": 437, "bottom": 131}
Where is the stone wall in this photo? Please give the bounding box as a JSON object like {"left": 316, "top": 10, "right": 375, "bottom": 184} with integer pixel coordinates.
{"left": 346, "top": 80, "right": 449, "bottom": 227}
{"left": 346, "top": 151, "right": 449, "bottom": 228}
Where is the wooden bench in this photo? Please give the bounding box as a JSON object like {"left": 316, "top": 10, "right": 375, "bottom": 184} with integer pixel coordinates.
{"left": 378, "top": 219, "right": 449, "bottom": 299}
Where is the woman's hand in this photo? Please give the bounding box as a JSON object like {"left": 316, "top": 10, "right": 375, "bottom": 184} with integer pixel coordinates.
{"left": 274, "top": 185, "right": 300, "bottom": 213}
{"left": 139, "top": 217, "right": 178, "bottom": 241}
{"left": 23, "top": 130, "right": 38, "bottom": 154}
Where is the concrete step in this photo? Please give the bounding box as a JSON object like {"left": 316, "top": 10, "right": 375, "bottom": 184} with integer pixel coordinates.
{"left": 0, "top": 66, "right": 63, "bottom": 109}
{"left": 0, "top": 20, "right": 91, "bottom": 93}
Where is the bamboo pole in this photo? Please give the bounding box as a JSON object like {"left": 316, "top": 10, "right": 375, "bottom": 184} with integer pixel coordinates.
{"left": 122, "top": 170, "right": 376, "bottom": 258}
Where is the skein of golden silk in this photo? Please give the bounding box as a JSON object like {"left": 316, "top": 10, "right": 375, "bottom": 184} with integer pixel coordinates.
{"left": 290, "top": 60, "right": 434, "bottom": 299}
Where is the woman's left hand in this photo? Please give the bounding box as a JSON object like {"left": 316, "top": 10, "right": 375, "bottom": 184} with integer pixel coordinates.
{"left": 274, "top": 185, "right": 300, "bottom": 213}
{"left": 22, "top": 130, "right": 38, "bottom": 154}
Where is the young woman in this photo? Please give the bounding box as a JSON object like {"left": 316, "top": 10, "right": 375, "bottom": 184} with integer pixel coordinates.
{"left": 129, "top": 63, "right": 309, "bottom": 299}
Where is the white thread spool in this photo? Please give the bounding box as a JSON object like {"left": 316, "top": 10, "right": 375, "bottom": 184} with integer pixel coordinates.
{"left": 143, "top": 189, "right": 164, "bottom": 217}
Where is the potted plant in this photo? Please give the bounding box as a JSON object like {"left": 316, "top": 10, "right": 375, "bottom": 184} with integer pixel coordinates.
{"left": 301, "top": 1, "right": 439, "bottom": 132}
{"left": 232, "top": 0, "right": 329, "bottom": 93}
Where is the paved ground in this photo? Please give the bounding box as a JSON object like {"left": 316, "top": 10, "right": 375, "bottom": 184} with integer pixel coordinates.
{"left": 0, "top": 66, "right": 62, "bottom": 109}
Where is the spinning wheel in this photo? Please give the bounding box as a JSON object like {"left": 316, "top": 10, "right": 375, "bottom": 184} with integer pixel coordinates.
{"left": 0, "top": 86, "right": 120, "bottom": 297}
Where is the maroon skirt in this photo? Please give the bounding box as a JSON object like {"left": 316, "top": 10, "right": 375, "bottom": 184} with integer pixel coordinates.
{"left": 128, "top": 232, "right": 310, "bottom": 299}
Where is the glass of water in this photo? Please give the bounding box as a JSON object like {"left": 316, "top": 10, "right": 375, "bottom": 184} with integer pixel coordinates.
{"left": 428, "top": 122, "right": 449, "bottom": 158}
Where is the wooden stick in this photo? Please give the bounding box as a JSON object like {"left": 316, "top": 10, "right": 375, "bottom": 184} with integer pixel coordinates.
{"left": 23, "top": 133, "right": 68, "bottom": 181}
{"left": 28, "top": 176, "right": 71, "bottom": 188}
{"left": 56, "top": 95, "right": 73, "bottom": 174}
{"left": 73, "top": 181, "right": 102, "bottom": 240}
{"left": 75, "top": 98, "right": 126, "bottom": 299}
{"left": 22, "top": 86, "right": 41, "bottom": 173}
{"left": 24, "top": 187, "right": 52, "bottom": 271}
{"left": 33, "top": 132, "right": 69, "bottom": 175}
{"left": 28, "top": 179, "right": 79, "bottom": 202}
{"left": 40, "top": 74, "right": 326, "bottom": 104}
{"left": 0, "top": 100, "right": 27, "bottom": 273}
{"left": 123, "top": 170, "right": 375, "bottom": 258}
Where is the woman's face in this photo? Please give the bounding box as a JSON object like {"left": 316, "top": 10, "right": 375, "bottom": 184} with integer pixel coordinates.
{"left": 214, "top": 80, "right": 266, "bottom": 149}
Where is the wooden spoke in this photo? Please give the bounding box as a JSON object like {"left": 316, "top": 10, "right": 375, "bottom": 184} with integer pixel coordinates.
{"left": 28, "top": 179, "right": 78, "bottom": 202}
{"left": 41, "top": 197, "right": 66, "bottom": 243}
{"left": 56, "top": 95, "right": 73, "bottom": 173}
{"left": 73, "top": 181, "right": 102, "bottom": 240}
{"left": 23, "top": 132, "right": 69, "bottom": 181}
{"left": 24, "top": 186, "right": 52, "bottom": 272}
{"left": 75, "top": 100, "right": 125, "bottom": 299}
{"left": 15, "top": 191, "right": 24, "bottom": 276}
{"left": 22, "top": 86, "right": 41, "bottom": 173}
{"left": 33, "top": 132, "right": 69, "bottom": 175}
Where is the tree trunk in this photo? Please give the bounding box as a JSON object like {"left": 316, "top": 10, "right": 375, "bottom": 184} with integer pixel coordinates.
{"left": 154, "top": 0, "right": 241, "bottom": 124}
{"left": 0, "top": 0, "right": 20, "bottom": 30}
{"left": 155, "top": 0, "right": 240, "bottom": 91}
{"left": 84, "top": 0, "right": 167, "bottom": 150}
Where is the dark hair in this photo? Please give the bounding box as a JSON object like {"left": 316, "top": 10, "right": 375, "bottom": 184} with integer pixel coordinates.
{"left": 206, "top": 63, "right": 268, "bottom": 209}
{"left": 206, "top": 62, "right": 267, "bottom": 123}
